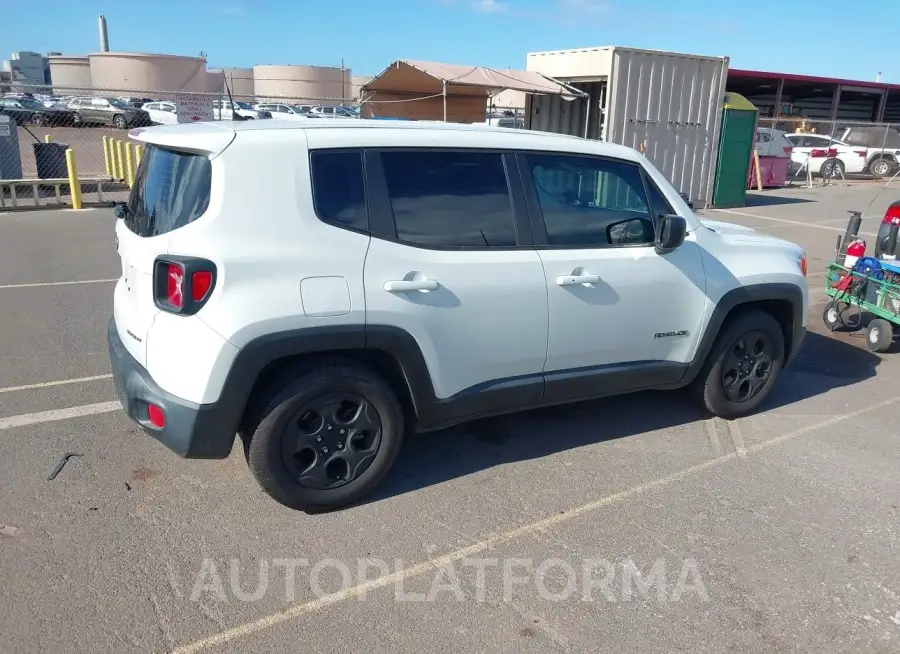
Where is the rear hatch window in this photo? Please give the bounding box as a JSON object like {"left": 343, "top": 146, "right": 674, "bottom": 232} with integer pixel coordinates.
{"left": 125, "top": 145, "right": 212, "bottom": 237}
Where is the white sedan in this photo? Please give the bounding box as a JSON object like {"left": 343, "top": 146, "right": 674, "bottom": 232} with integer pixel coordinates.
{"left": 253, "top": 103, "right": 312, "bottom": 121}
{"left": 785, "top": 133, "right": 868, "bottom": 178}
{"left": 141, "top": 101, "right": 179, "bottom": 125}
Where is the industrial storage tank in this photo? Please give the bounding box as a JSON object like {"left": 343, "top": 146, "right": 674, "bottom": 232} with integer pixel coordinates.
{"left": 208, "top": 67, "right": 254, "bottom": 99}
{"left": 253, "top": 65, "right": 351, "bottom": 106}
{"left": 48, "top": 55, "right": 92, "bottom": 93}
{"left": 88, "top": 52, "right": 208, "bottom": 97}
{"left": 350, "top": 75, "right": 372, "bottom": 101}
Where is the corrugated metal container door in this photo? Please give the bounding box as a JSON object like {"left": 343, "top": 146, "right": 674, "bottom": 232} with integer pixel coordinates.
{"left": 526, "top": 82, "right": 604, "bottom": 139}
{"left": 605, "top": 49, "right": 729, "bottom": 207}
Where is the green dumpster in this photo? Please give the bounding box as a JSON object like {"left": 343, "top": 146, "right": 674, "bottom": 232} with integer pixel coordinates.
{"left": 712, "top": 92, "right": 758, "bottom": 208}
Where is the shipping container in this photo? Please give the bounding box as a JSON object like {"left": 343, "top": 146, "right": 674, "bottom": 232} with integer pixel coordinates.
{"left": 525, "top": 46, "right": 730, "bottom": 208}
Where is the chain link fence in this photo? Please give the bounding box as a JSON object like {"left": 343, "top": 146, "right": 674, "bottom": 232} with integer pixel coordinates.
{"left": 758, "top": 117, "right": 900, "bottom": 181}
{"left": 0, "top": 81, "right": 359, "bottom": 209}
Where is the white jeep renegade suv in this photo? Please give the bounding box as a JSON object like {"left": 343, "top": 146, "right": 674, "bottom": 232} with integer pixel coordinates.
{"left": 109, "top": 120, "right": 809, "bottom": 512}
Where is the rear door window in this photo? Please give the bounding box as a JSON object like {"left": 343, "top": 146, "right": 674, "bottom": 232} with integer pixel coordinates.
{"left": 125, "top": 145, "right": 212, "bottom": 237}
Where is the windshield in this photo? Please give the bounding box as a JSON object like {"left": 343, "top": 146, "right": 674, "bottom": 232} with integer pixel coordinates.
{"left": 235, "top": 101, "right": 253, "bottom": 110}
{"left": 108, "top": 98, "right": 130, "bottom": 108}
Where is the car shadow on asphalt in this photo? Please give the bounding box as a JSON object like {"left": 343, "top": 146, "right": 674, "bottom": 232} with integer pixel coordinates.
{"left": 744, "top": 192, "right": 815, "bottom": 207}
{"left": 361, "top": 331, "right": 881, "bottom": 506}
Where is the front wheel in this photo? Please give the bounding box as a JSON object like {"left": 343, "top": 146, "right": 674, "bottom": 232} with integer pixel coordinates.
{"left": 690, "top": 310, "right": 785, "bottom": 419}
{"left": 821, "top": 158, "right": 844, "bottom": 179}
{"left": 71, "top": 113, "right": 83, "bottom": 127}
{"left": 112, "top": 114, "right": 126, "bottom": 129}
{"left": 244, "top": 360, "right": 405, "bottom": 512}
{"left": 32, "top": 114, "right": 44, "bottom": 127}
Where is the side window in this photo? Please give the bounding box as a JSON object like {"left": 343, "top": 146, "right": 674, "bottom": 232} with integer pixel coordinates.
{"left": 523, "top": 153, "right": 655, "bottom": 247}
{"left": 380, "top": 150, "right": 516, "bottom": 247}
{"left": 309, "top": 150, "right": 368, "bottom": 232}
{"left": 645, "top": 178, "right": 674, "bottom": 220}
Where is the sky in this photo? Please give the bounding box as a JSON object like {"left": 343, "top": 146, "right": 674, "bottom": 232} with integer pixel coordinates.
{"left": 1, "top": 0, "right": 897, "bottom": 83}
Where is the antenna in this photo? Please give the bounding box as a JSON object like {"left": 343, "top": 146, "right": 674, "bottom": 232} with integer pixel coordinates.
{"left": 222, "top": 70, "right": 247, "bottom": 121}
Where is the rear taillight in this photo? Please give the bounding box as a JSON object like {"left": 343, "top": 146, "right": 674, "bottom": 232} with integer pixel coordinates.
{"left": 883, "top": 202, "right": 900, "bottom": 225}
{"left": 783, "top": 146, "right": 792, "bottom": 154}
{"left": 855, "top": 150, "right": 867, "bottom": 158}
{"left": 810, "top": 148, "right": 827, "bottom": 158}
{"left": 154, "top": 256, "right": 217, "bottom": 315}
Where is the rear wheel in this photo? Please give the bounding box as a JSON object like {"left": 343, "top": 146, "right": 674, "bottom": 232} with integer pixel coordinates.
{"left": 71, "top": 113, "right": 83, "bottom": 127}
{"left": 870, "top": 157, "right": 894, "bottom": 179}
{"left": 865, "top": 318, "right": 894, "bottom": 353}
{"left": 690, "top": 310, "right": 785, "bottom": 419}
{"left": 244, "top": 360, "right": 405, "bottom": 512}
{"left": 32, "top": 114, "right": 44, "bottom": 127}
{"left": 112, "top": 114, "right": 126, "bottom": 129}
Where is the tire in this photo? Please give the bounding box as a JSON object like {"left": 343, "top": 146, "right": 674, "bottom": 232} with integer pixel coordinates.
{"left": 865, "top": 318, "right": 894, "bottom": 353}
{"left": 869, "top": 157, "right": 894, "bottom": 179}
{"left": 690, "top": 310, "right": 785, "bottom": 419}
{"left": 244, "top": 359, "right": 405, "bottom": 512}
{"left": 820, "top": 158, "right": 844, "bottom": 179}
{"left": 71, "top": 113, "right": 83, "bottom": 127}
{"left": 112, "top": 114, "right": 126, "bottom": 129}
{"left": 823, "top": 300, "right": 844, "bottom": 332}
{"left": 32, "top": 114, "right": 44, "bottom": 127}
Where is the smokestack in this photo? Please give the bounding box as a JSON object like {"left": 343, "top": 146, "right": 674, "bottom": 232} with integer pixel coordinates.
{"left": 98, "top": 15, "right": 109, "bottom": 52}
{"left": 876, "top": 72, "right": 882, "bottom": 83}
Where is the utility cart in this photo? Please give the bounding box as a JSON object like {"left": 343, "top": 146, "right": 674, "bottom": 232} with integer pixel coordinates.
{"left": 823, "top": 261, "right": 900, "bottom": 352}
{"left": 822, "top": 207, "right": 900, "bottom": 352}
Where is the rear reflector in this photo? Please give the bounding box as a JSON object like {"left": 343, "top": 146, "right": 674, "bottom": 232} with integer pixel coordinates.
{"left": 148, "top": 403, "right": 165, "bottom": 428}
{"left": 191, "top": 270, "right": 213, "bottom": 301}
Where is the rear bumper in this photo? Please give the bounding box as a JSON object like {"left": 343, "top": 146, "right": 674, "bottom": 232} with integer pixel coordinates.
{"left": 107, "top": 317, "right": 235, "bottom": 459}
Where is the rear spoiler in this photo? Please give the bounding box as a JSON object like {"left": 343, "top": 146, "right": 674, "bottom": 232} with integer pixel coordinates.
{"left": 127, "top": 123, "right": 236, "bottom": 157}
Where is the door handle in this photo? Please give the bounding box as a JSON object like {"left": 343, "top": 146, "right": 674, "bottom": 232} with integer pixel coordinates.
{"left": 556, "top": 274, "right": 601, "bottom": 286}
{"left": 383, "top": 279, "right": 440, "bottom": 293}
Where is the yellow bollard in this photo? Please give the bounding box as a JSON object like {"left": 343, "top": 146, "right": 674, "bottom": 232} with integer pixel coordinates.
{"left": 134, "top": 144, "right": 143, "bottom": 164}
{"left": 125, "top": 142, "right": 135, "bottom": 188}
{"left": 116, "top": 140, "right": 126, "bottom": 182}
{"left": 65, "top": 148, "right": 83, "bottom": 210}
{"left": 102, "top": 136, "right": 112, "bottom": 176}
{"left": 44, "top": 134, "right": 51, "bottom": 143}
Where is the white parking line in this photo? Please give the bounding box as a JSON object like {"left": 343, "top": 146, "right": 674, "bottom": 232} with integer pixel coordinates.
{"left": 172, "top": 395, "right": 900, "bottom": 654}
{"left": 710, "top": 209, "right": 878, "bottom": 237}
{"left": 0, "top": 278, "right": 117, "bottom": 290}
{"left": 0, "top": 374, "right": 113, "bottom": 394}
{"left": 0, "top": 401, "right": 121, "bottom": 430}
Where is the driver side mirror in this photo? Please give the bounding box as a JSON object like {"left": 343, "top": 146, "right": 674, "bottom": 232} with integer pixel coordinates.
{"left": 655, "top": 215, "right": 687, "bottom": 255}
{"left": 113, "top": 201, "right": 128, "bottom": 219}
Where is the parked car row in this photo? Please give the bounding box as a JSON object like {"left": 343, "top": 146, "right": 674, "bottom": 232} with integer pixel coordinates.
{"left": 755, "top": 125, "right": 900, "bottom": 181}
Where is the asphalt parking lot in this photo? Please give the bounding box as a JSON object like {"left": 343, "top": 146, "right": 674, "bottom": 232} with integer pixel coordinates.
{"left": 2, "top": 182, "right": 900, "bottom": 653}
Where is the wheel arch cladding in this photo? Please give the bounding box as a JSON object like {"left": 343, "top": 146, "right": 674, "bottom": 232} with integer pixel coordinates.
{"left": 229, "top": 325, "right": 427, "bottom": 437}
{"left": 683, "top": 283, "right": 804, "bottom": 384}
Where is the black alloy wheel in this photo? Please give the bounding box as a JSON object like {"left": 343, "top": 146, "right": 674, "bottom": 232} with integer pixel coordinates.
{"left": 720, "top": 330, "right": 775, "bottom": 403}
{"left": 280, "top": 392, "right": 382, "bottom": 489}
